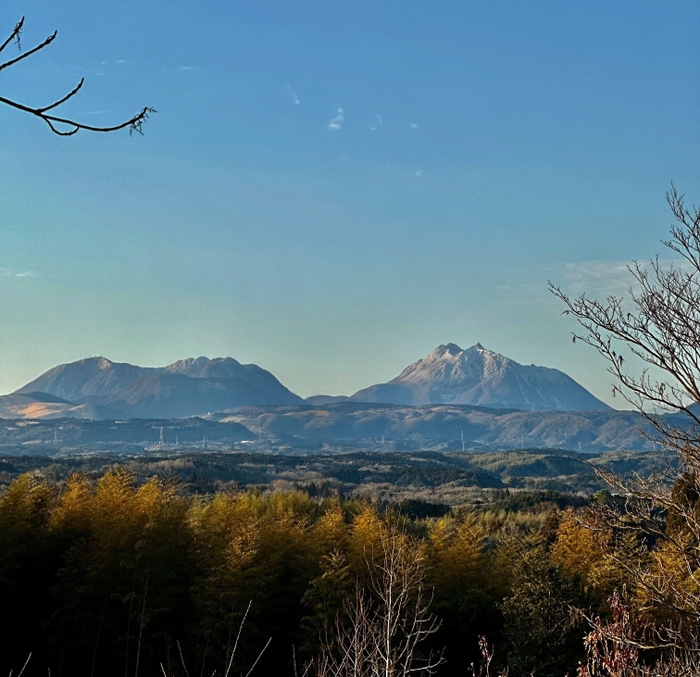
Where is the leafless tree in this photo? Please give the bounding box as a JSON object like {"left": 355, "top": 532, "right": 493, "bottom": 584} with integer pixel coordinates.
{"left": 549, "top": 186, "right": 700, "bottom": 666}
{"left": 549, "top": 185, "right": 700, "bottom": 458}
{"left": 0, "top": 16, "right": 154, "bottom": 136}
{"left": 309, "top": 526, "right": 444, "bottom": 677}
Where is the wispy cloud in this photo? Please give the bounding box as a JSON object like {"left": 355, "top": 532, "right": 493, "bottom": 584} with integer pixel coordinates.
{"left": 414, "top": 170, "right": 423, "bottom": 177}
{"left": 83, "top": 110, "right": 108, "bottom": 116}
{"left": 327, "top": 106, "right": 344, "bottom": 131}
{"left": 0, "top": 268, "right": 35, "bottom": 278}
{"left": 552, "top": 258, "right": 691, "bottom": 298}
{"left": 409, "top": 122, "right": 419, "bottom": 129}
{"left": 369, "top": 114, "right": 383, "bottom": 131}
{"left": 287, "top": 85, "right": 300, "bottom": 106}
{"left": 180, "top": 66, "right": 199, "bottom": 71}
{"left": 100, "top": 59, "right": 128, "bottom": 65}
{"left": 556, "top": 260, "right": 632, "bottom": 297}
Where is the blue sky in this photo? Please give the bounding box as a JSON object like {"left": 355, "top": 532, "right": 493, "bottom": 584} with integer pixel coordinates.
{"left": 0, "top": 0, "right": 698, "bottom": 402}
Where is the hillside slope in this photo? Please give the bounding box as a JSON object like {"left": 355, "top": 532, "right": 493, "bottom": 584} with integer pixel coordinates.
{"left": 213, "top": 402, "right": 651, "bottom": 452}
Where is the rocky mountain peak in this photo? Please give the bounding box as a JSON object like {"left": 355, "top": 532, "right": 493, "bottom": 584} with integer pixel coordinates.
{"left": 97, "top": 357, "right": 114, "bottom": 370}
{"left": 351, "top": 342, "right": 609, "bottom": 411}
{"left": 165, "top": 356, "right": 211, "bottom": 372}
{"left": 437, "top": 342, "right": 463, "bottom": 356}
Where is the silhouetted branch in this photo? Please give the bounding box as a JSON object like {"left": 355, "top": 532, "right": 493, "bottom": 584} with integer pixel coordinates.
{"left": 0, "top": 27, "right": 56, "bottom": 73}
{"left": 0, "top": 16, "right": 155, "bottom": 136}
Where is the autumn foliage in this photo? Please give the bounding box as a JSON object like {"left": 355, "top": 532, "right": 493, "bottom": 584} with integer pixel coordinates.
{"left": 0, "top": 472, "right": 594, "bottom": 677}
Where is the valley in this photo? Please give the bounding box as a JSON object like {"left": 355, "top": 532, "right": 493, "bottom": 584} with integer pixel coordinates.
{"left": 0, "top": 447, "right": 677, "bottom": 503}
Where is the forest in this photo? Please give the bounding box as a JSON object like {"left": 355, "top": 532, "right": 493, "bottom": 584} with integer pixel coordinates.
{"left": 0, "top": 467, "right": 687, "bottom": 677}
{"left": 0, "top": 447, "right": 677, "bottom": 500}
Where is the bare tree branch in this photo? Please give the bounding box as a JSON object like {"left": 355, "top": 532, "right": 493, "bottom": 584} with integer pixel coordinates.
{"left": 0, "top": 16, "right": 155, "bottom": 136}
{"left": 0, "top": 28, "right": 56, "bottom": 73}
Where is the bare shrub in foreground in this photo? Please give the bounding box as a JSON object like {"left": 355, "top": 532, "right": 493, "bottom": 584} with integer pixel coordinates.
{"left": 578, "top": 591, "right": 700, "bottom": 677}
{"left": 309, "top": 525, "right": 444, "bottom": 677}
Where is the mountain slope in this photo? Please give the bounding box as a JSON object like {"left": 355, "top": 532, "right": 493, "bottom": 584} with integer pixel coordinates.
{"left": 351, "top": 343, "right": 609, "bottom": 411}
{"left": 0, "top": 392, "right": 124, "bottom": 420}
{"left": 14, "top": 357, "right": 158, "bottom": 403}
{"left": 103, "top": 373, "right": 294, "bottom": 419}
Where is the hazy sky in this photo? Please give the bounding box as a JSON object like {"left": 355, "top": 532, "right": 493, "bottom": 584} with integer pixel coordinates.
{"left": 1, "top": 0, "right": 698, "bottom": 403}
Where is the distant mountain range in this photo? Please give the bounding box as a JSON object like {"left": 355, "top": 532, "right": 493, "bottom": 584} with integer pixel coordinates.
{"left": 211, "top": 402, "right": 653, "bottom": 453}
{"left": 0, "top": 346, "right": 674, "bottom": 453}
{"left": 348, "top": 343, "right": 608, "bottom": 411}
{"left": 2, "top": 343, "right": 608, "bottom": 420}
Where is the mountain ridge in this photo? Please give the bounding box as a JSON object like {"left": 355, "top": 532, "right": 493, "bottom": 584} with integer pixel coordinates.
{"left": 210, "top": 401, "right": 650, "bottom": 452}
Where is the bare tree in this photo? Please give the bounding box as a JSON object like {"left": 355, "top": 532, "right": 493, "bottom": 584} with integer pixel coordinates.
{"left": 310, "top": 526, "right": 444, "bottom": 677}
{"left": 549, "top": 185, "right": 700, "bottom": 456}
{"left": 0, "top": 16, "right": 154, "bottom": 136}
{"left": 549, "top": 186, "right": 700, "bottom": 666}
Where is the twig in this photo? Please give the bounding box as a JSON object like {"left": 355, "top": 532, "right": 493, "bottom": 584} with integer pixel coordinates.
{"left": 243, "top": 638, "right": 271, "bottom": 677}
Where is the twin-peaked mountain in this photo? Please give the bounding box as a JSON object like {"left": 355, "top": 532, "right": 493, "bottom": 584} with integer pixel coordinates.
{"left": 11, "top": 356, "right": 303, "bottom": 419}
{"left": 2, "top": 343, "right": 608, "bottom": 420}
{"left": 348, "top": 343, "right": 609, "bottom": 411}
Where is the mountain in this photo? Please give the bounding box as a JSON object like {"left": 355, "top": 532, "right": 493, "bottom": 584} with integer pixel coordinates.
{"left": 14, "top": 357, "right": 158, "bottom": 403}
{"left": 351, "top": 343, "right": 609, "bottom": 411}
{"left": 103, "top": 373, "right": 295, "bottom": 419}
{"left": 9, "top": 355, "right": 304, "bottom": 419}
